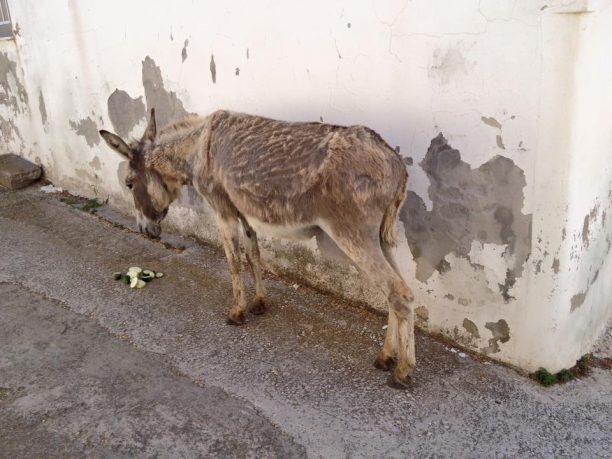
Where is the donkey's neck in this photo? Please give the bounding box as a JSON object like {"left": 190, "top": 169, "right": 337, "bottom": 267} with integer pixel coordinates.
{"left": 148, "top": 117, "right": 209, "bottom": 186}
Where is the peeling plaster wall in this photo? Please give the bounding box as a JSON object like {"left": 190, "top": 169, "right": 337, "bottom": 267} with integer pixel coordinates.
{"left": 3, "top": 0, "right": 611, "bottom": 371}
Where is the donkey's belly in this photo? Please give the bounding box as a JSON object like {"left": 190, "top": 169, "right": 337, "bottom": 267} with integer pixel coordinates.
{"left": 244, "top": 216, "right": 319, "bottom": 240}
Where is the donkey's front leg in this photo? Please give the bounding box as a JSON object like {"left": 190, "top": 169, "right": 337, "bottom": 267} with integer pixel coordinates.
{"left": 217, "top": 215, "right": 248, "bottom": 325}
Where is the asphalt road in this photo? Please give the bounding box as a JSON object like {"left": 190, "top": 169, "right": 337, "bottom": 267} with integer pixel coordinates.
{"left": 0, "top": 187, "right": 610, "bottom": 458}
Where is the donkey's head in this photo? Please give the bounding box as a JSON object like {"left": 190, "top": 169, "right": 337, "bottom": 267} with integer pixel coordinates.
{"left": 99, "top": 109, "right": 178, "bottom": 238}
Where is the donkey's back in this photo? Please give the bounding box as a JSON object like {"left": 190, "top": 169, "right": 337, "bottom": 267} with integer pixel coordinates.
{"left": 203, "top": 110, "right": 407, "bottom": 233}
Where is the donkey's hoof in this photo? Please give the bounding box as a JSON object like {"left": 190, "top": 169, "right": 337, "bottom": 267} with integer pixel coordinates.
{"left": 249, "top": 297, "right": 266, "bottom": 315}
{"left": 226, "top": 311, "right": 246, "bottom": 326}
{"left": 386, "top": 372, "right": 412, "bottom": 390}
{"left": 373, "top": 355, "right": 395, "bottom": 371}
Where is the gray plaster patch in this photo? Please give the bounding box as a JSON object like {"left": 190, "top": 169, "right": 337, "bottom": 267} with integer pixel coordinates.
{"left": 107, "top": 89, "right": 146, "bottom": 138}
{"left": 552, "top": 257, "right": 560, "bottom": 274}
{"left": 484, "top": 319, "right": 510, "bottom": 353}
{"left": 38, "top": 91, "right": 47, "bottom": 125}
{"left": 210, "top": 54, "right": 217, "bottom": 83}
{"left": 462, "top": 318, "right": 480, "bottom": 339}
{"left": 0, "top": 115, "right": 20, "bottom": 144}
{"left": 582, "top": 205, "right": 599, "bottom": 247}
{"left": 182, "top": 39, "right": 189, "bottom": 63}
{"left": 496, "top": 135, "right": 505, "bottom": 150}
{"left": 69, "top": 117, "right": 100, "bottom": 147}
{"left": 481, "top": 116, "right": 502, "bottom": 129}
{"left": 246, "top": 48, "right": 250, "bottom": 59}
{"left": 570, "top": 292, "right": 586, "bottom": 312}
{"left": 0, "top": 52, "right": 28, "bottom": 111}
{"left": 235, "top": 67, "right": 240, "bottom": 76}
{"left": 142, "top": 56, "right": 189, "bottom": 128}
{"left": 399, "top": 134, "right": 532, "bottom": 301}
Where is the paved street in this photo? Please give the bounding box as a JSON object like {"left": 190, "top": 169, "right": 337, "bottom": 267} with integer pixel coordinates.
{"left": 0, "top": 187, "right": 610, "bottom": 458}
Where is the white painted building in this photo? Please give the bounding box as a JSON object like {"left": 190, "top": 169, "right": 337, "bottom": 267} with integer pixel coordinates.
{"left": 1, "top": 0, "right": 610, "bottom": 372}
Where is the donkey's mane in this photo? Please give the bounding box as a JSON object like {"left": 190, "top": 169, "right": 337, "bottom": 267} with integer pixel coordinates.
{"left": 156, "top": 115, "right": 206, "bottom": 145}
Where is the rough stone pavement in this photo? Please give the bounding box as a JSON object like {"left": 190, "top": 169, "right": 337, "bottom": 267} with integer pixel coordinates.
{"left": 0, "top": 187, "right": 610, "bottom": 458}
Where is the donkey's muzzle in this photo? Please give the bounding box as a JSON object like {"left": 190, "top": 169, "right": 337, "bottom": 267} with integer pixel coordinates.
{"left": 139, "top": 222, "right": 161, "bottom": 239}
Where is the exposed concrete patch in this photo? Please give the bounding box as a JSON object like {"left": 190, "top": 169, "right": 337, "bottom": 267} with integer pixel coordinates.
{"left": 462, "top": 318, "right": 480, "bottom": 339}
{"left": 69, "top": 117, "right": 100, "bottom": 147}
{"left": 235, "top": 67, "right": 240, "bottom": 76}
{"left": 481, "top": 116, "right": 502, "bottom": 129}
{"left": 182, "top": 39, "right": 189, "bottom": 63}
{"left": 496, "top": 135, "right": 506, "bottom": 150}
{"left": 484, "top": 319, "right": 510, "bottom": 353}
{"left": 399, "top": 134, "right": 532, "bottom": 302}
{"left": 0, "top": 52, "right": 28, "bottom": 111}
{"left": 142, "top": 56, "right": 190, "bottom": 128}
{"left": 246, "top": 48, "right": 250, "bottom": 59}
{"left": 210, "top": 54, "right": 217, "bottom": 83}
{"left": 107, "top": 89, "right": 145, "bottom": 138}
{"left": 38, "top": 91, "right": 47, "bottom": 125}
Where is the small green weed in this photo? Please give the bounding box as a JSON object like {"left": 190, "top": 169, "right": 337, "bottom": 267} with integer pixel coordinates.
{"left": 557, "top": 369, "right": 573, "bottom": 383}
{"left": 535, "top": 368, "right": 557, "bottom": 387}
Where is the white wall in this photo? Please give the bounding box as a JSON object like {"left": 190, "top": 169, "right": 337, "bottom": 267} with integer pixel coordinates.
{"left": 2, "top": 0, "right": 610, "bottom": 372}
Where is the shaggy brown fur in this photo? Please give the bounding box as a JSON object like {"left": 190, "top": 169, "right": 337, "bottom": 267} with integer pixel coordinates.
{"left": 100, "top": 109, "right": 415, "bottom": 388}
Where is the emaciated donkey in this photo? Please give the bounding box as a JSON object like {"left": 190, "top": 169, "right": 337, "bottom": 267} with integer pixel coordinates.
{"left": 100, "top": 109, "right": 415, "bottom": 387}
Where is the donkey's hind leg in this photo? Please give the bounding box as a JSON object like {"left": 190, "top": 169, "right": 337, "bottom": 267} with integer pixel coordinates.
{"left": 217, "top": 215, "right": 248, "bottom": 325}
{"left": 374, "top": 239, "right": 404, "bottom": 370}
{"left": 322, "top": 224, "right": 415, "bottom": 388}
{"left": 240, "top": 217, "right": 267, "bottom": 315}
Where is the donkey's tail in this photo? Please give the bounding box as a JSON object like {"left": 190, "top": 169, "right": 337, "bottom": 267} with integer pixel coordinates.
{"left": 380, "top": 167, "right": 408, "bottom": 247}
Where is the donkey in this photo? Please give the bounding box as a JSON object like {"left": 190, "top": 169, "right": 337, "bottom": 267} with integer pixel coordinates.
{"left": 100, "top": 108, "right": 415, "bottom": 387}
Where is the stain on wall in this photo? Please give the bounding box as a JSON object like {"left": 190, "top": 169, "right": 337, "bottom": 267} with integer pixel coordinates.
{"left": 182, "top": 39, "right": 189, "bottom": 63}
{"left": 484, "top": 319, "right": 510, "bottom": 353}
{"left": 210, "top": 54, "right": 216, "bottom": 84}
{"left": 38, "top": 91, "right": 48, "bottom": 125}
{"left": 107, "top": 89, "right": 145, "bottom": 138}
{"left": 400, "top": 134, "right": 532, "bottom": 302}
{"left": 69, "top": 117, "right": 100, "bottom": 147}
{"left": 552, "top": 257, "right": 560, "bottom": 273}
{"left": 428, "top": 47, "right": 474, "bottom": 85}
{"left": 0, "top": 52, "right": 28, "bottom": 111}
{"left": 481, "top": 116, "right": 502, "bottom": 129}
{"left": 462, "top": 318, "right": 480, "bottom": 339}
{"left": 581, "top": 204, "right": 599, "bottom": 247}
{"left": 0, "top": 114, "right": 20, "bottom": 143}
{"left": 142, "top": 56, "right": 189, "bottom": 128}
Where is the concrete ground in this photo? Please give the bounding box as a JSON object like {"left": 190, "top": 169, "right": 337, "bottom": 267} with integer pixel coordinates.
{"left": 0, "top": 187, "right": 610, "bottom": 459}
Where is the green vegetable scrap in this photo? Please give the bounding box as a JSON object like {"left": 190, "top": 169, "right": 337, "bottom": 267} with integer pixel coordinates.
{"left": 112, "top": 266, "right": 165, "bottom": 289}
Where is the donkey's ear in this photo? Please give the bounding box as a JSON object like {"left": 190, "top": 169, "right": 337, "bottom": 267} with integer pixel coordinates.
{"left": 99, "top": 130, "right": 133, "bottom": 160}
{"left": 142, "top": 108, "right": 156, "bottom": 143}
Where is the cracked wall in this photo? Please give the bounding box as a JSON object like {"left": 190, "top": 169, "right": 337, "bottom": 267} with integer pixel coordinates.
{"left": 4, "top": 0, "right": 611, "bottom": 372}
